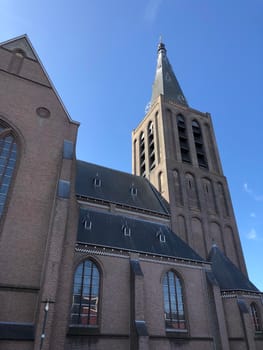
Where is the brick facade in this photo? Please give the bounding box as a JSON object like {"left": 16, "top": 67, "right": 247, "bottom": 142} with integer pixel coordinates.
{"left": 0, "top": 35, "right": 262, "bottom": 350}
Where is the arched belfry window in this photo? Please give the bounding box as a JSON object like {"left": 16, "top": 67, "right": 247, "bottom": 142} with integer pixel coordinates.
{"left": 177, "top": 114, "right": 191, "bottom": 164}
{"left": 139, "top": 132, "right": 146, "bottom": 177}
{"left": 250, "top": 303, "right": 262, "bottom": 332}
{"left": 163, "top": 270, "right": 186, "bottom": 330}
{"left": 70, "top": 259, "right": 100, "bottom": 326}
{"left": 148, "top": 121, "right": 156, "bottom": 171}
{"left": 0, "top": 123, "right": 17, "bottom": 218}
{"left": 192, "top": 120, "right": 208, "bottom": 169}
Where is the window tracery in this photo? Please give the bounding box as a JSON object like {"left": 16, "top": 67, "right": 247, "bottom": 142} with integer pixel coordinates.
{"left": 250, "top": 302, "right": 262, "bottom": 332}
{"left": 0, "top": 123, "right": 17, "bottom": 218}
{"left": 163, "top": 270, "right": 186, "bottom": 330}
{"left": 70, "top": 259, "right": 100, "bottom": 326}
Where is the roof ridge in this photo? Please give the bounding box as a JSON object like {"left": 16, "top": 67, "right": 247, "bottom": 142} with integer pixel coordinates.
{"left": 76, "top": 159, "right": 157, "bottom": 182}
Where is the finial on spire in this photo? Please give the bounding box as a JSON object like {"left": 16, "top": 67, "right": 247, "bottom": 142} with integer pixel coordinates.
{"left": 158, "top": 36, "right": 166, "bottom": 53}
{"left": 151, "top": 40, "right": 189, "bottom": 107}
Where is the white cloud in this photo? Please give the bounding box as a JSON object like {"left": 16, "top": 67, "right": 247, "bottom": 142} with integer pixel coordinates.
{"left": 250, "top": 212, "right": 256, "bottom": 218}
{"left": 144, "top": 0, "right": 163, "bottom": 22}
{"left": 243, "top": 183, "right": 263, "bottom": 201}
{"left": 243, "top": 183, "right": 250, "bottom": 193}
{"left": 247, "top": 228, "right": 257, "bottom": 240}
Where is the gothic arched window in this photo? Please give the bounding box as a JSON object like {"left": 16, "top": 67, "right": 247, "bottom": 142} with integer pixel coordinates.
{"left": 0, "top": 123, "right": 17, "bottom": 218}
{"left": 163, "top": 270, "right": 186, "bottom": 330}
{"left": 177, "top": 114, "right": 191, "bottom": 164}
{"left": 250, "top": 302, "right": 262, "bottom": 332}
{"left": 148, "top": 121, "right": 156, "bottom": 171}
{"left": 70, "top": 259, "right": 100, "bottom": 326}
{"left": 139, "top": 132, "right": 146, "bottom": 177}
{"left": 192, "top": 120, "right": 208, "bottom": 169}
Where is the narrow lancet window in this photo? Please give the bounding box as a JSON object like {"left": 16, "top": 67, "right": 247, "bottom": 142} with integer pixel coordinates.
{"left": 177, "top": 115, "right": 191, "bottom": 164}
{"left": 70, "top": 259, "right": 100, "bottom": 326}
{"left": 163, "top": 270, "right": 186, "bottom": 330}
{"left": 139, "top": 132, "right": 146, "bottom": 177}
{"left": 250, "top": 303, "right": 262, "bottom": 332}
{"left": 148, "top": 121, "right": 155, "bottom": 171}
{"left": 0, "top": 123, "right": 17, "bottom": 218}
{"left": 158, "top": 171, "right": 164, "bottom": 193}
{"left": 192, "top": 120, "right": 208, "bottom": 169}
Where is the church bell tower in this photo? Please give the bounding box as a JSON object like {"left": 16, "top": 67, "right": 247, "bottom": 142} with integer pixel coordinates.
{"left": 132, "top": 42, "right": 247, "bottom": 274}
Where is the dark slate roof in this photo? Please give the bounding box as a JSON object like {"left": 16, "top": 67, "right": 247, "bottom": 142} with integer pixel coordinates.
{"left": 151, "top": 42, "right": 188, "bottom": 107}
{"left": 208, "top": 245, "right": 259, "bottom": 292}
{"left": 77, "top": 208, "right": 204, "bottom": 262}
{"left": 76, "top": 160, "right": 169, "bottom": 215}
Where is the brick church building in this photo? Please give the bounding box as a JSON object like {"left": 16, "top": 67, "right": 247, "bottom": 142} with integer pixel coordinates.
{"left": 0, "top": 35, "right": 262, "bottom": 350}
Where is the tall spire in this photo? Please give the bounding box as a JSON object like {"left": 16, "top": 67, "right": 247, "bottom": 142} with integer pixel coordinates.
{"left": 151, "top": 41, "right": 188, "bottom": 107}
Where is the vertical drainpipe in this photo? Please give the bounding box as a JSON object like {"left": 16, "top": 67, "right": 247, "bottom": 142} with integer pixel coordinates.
{"left": 130, "top": 257, "right": 149, "bottom": 350}
{"left": 40, "top": 300, "right": 49, "bottom": 350}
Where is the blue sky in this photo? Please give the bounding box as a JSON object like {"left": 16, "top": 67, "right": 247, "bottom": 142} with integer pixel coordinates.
{"left": 1, "top": 0, "right": 263, "bottom": 290}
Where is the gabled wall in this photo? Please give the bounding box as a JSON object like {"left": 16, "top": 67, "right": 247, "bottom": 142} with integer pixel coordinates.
{"left": 0, "top": 37, "right": 79, "bottom": 349}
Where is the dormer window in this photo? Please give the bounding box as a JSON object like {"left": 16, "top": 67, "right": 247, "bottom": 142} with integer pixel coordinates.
{"left": 156, "top": 229, "right": 166, "bottom": 243}
{"left": 93, "top": 175, "right": 101, "bottom": 188}
{"left": 130, "top": 185, "right": 137, "bottom": 196}
{"left": 122, "top": 224, "right": 131, "bottom": 237}
{"left": 159, "top": 234, "right": 166, "bottom": 243}
{"left": 82, "top": 215, "right": 92, "bottom": 230}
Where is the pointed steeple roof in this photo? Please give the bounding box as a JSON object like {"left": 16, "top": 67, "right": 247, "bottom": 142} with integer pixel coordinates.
{"left": 151, "top": 41, "right": 188, "bottom": 107}
{"left": 208, "top": 245, "right": 259, "bottom": 292}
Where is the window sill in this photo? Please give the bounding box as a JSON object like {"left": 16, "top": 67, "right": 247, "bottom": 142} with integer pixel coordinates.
{"left": 68, "top": 325, "right": 100, "bottom": 336}
{"left": 255, "top": 331, "right": 263, "bottom": 339}
{"left": 165, "top": 329, "right": 189, "bottom": 338}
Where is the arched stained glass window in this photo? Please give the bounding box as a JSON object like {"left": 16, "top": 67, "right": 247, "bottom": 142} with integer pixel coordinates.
{"left": 163, "top": 270, "right": 186, "bottom": 330}
{"left": 0, "top": 124, "right": 17, "bottom": 218}
{"left": 70, "top": 259, "right": 100, "bottom": 326}
{"left": 250, "top": 303, "right": 262, "bottom": 332}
